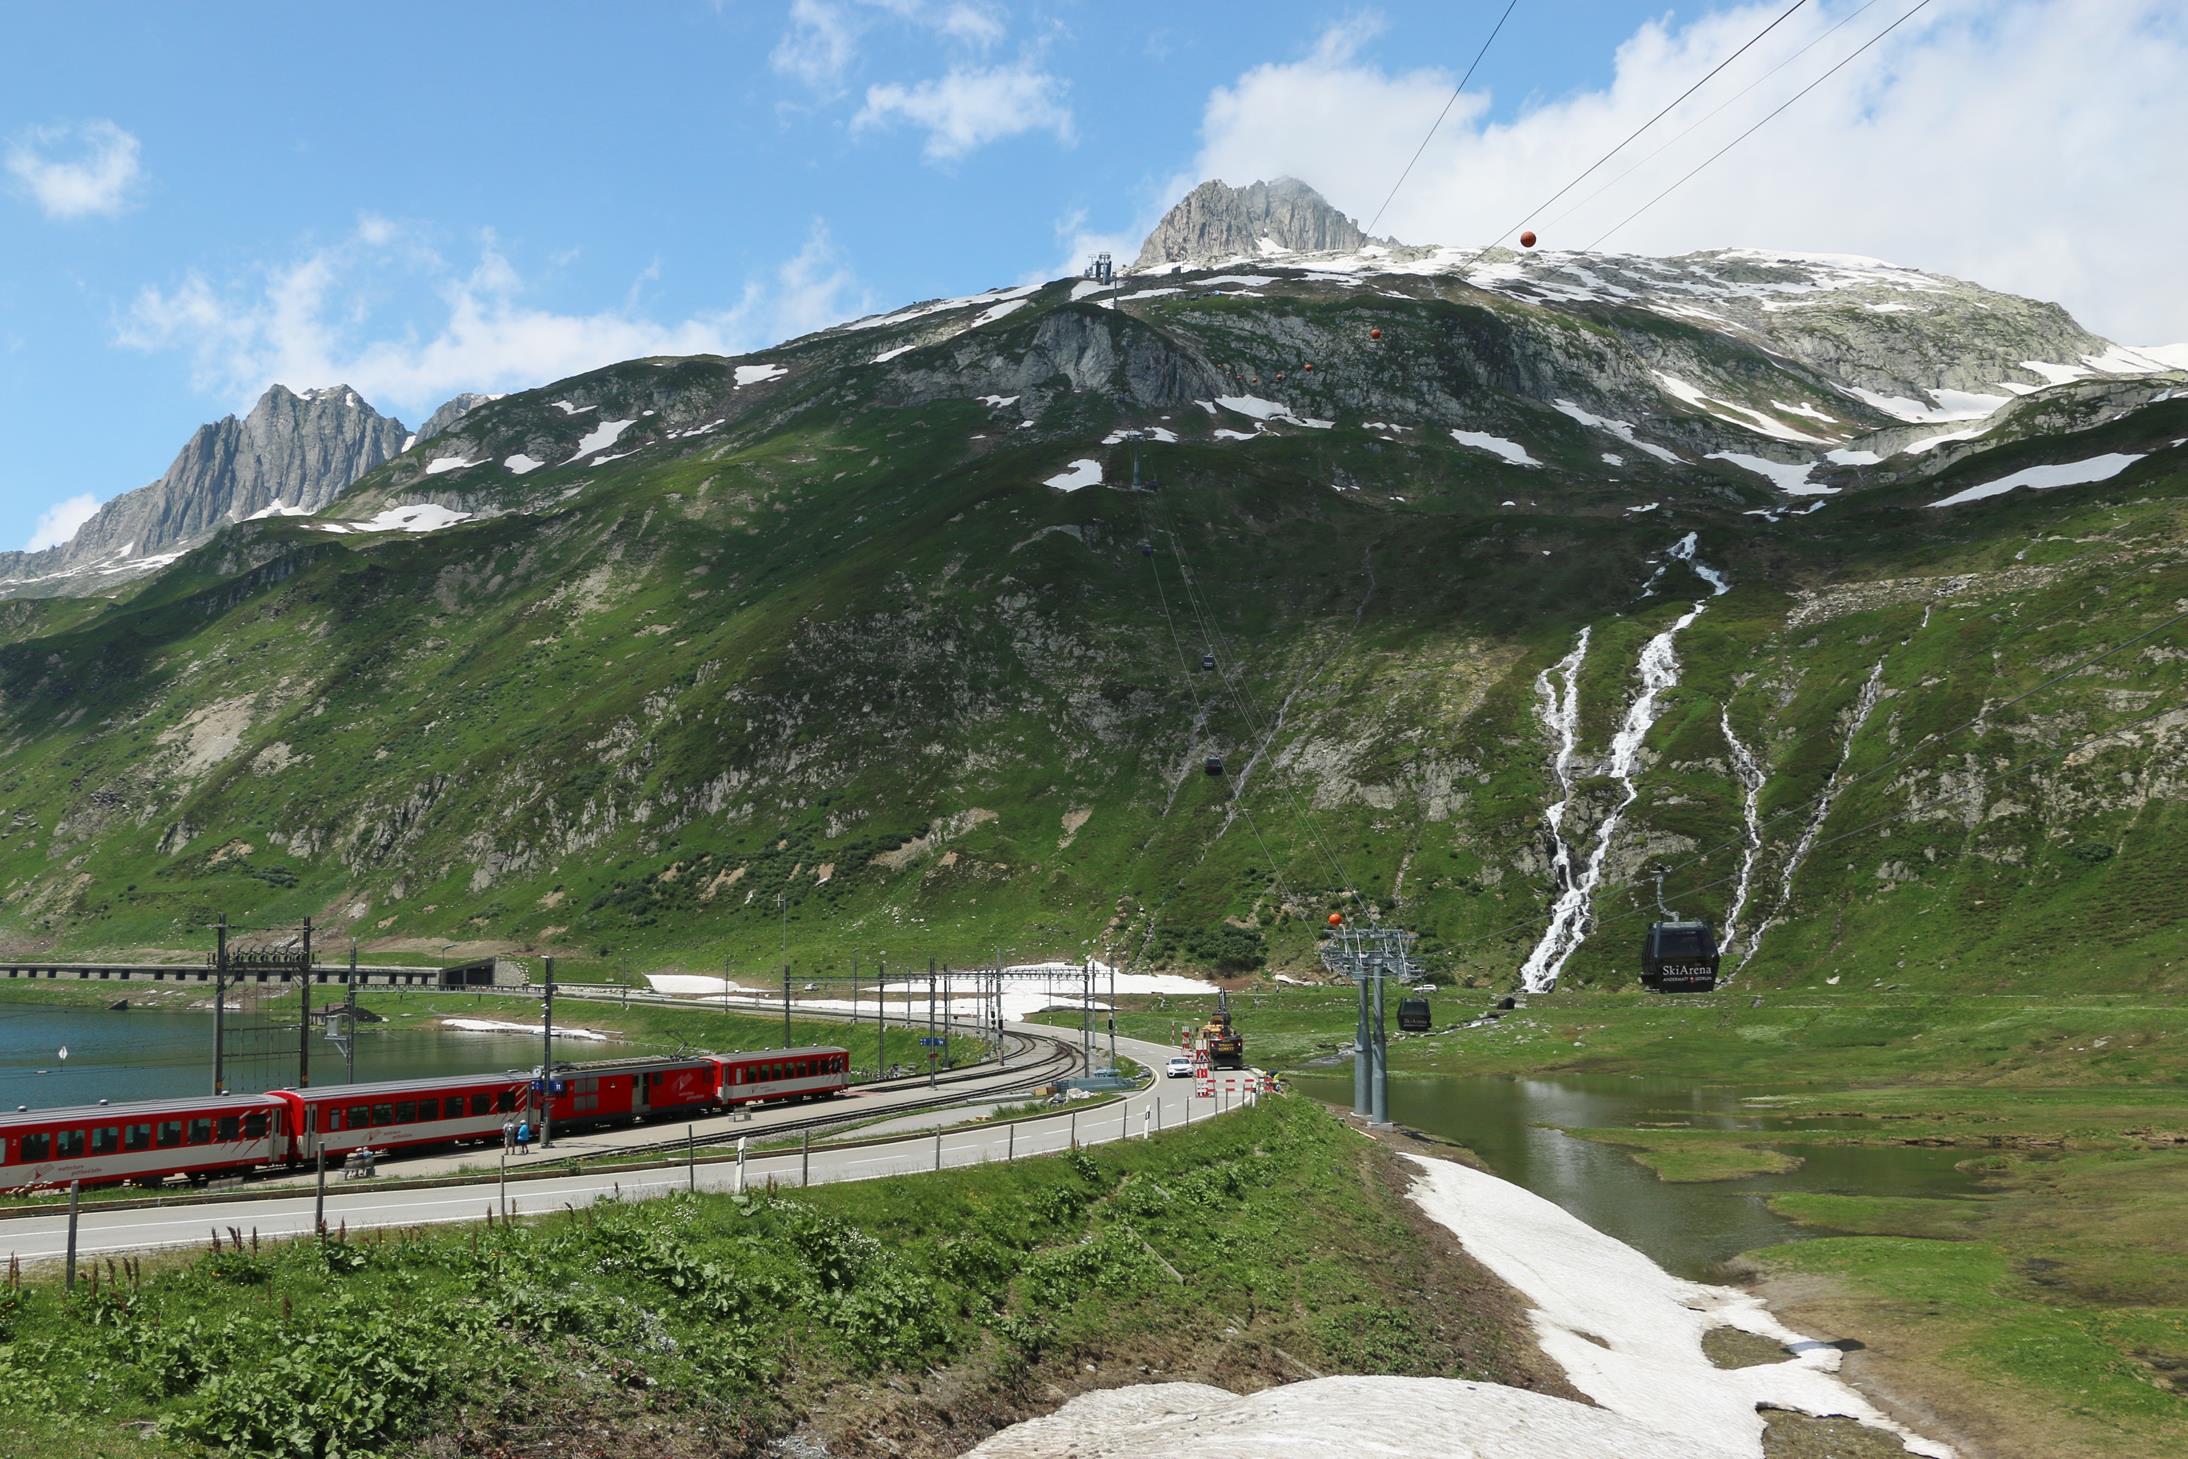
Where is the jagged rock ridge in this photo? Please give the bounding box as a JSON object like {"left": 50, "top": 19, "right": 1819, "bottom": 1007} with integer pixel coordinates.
{"left": 415, "top": 392, "right": 498, "bottom": 445}
{"left": 0, "top": 384, "right": 409, "bottom": 594}
{"left": 1134, "top": 177, "right": 1385, "bottom": 269}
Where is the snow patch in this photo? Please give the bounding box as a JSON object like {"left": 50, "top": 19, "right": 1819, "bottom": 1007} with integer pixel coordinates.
{"left": 423, "top": 455, "right": 481, "bottom": 476}
{"left": 1044, "top": 458, "right": 1103, "bottom": 493}
{"left": 1449, "top": 430, "right": 1540, "bottom": 467}
{"left": 1825, "top": 448, "right": 1883, "bottom": 466}
{"left": 442, "top": 1017, "right": 608, "bottom": 1042}
{"left": 550, "top": 399, "right": 593, "bottom": 415}
{"left": 569, "top": 418, "right": 635, "bottom": 460}
{"left": 504, "top": 454, "right": 545, "bottom": 475}
{"left": 1707, "top": 452, "right": 1832, "bottom": 496}
{"left": 734, "top": 362, "right": 787, "bottom": 387}
{"left": 1552, "top": 399, "right": 1684, "bottom": 463}
{"left": 1929, "top": 452, "right": 2146, "bottom": 507}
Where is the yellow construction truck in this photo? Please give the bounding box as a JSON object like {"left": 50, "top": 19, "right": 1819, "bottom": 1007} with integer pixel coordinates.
{"left": 1199, "top": 990, "right": 1245, "bottom": 1070}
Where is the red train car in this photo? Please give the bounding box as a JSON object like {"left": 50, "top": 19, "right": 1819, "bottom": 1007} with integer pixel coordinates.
{"left": 541, "top": 1056, "right": 720, "bottom": 1127}
{"left": 272, "top": 1073, "right": 527, "bottom": 1163}
{"left": 713, "top": 1046, "right": 849, "bottom": 1105}
{"left": 0, "top": 1095, "right": 288, "bottom": 1190}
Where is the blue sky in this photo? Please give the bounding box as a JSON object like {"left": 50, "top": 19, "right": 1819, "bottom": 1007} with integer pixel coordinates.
{"left": 4, "top": 0, "right": 2182, "bottom": 553}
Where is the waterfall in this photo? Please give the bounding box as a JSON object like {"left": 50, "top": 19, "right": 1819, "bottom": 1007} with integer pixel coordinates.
{"left": 1517, "top": 631, "right": 1590, "bottom": 990}
{"left": 1520, "top": 537, "right": 1732, "bottom": 991}
{"left": 1718, "top": 707, "right": 1766, "bottom": 957}
{"left": 1740, "top": 658, "right": 1886, "bottom": 968}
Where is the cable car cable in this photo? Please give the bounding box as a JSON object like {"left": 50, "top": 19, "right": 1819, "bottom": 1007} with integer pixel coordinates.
{"left": 1537, "top": 0, "right": 1884, "bottom": 236}
{"left": 1147, "top": 498, "right": 1364, "bottom": 901}
{"left": 1456, "top": 0, "right": 1810, "bottom": 267}
{"left": 1587, "top": 0, "right": 1936, "bottom": 251}
{"left": 1364, "top": 0, "right": 1525, "bottom": 239}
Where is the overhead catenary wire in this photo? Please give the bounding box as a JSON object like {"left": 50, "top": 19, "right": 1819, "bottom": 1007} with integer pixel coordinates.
{"left": 1538, "top": 0, "right": 1885, "bottom": 236}
{"left": 1363, "top": 0, "right": 1524, "bottom": 239}
{"left": 1587, "top": 0, "right": 1937, "bottom": 250}
{"left": 1457, "top": 0, "right": 1810, "bottom": 269}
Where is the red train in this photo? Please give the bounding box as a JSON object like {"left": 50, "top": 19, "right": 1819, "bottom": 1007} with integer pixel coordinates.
{"left": 0, "top": 1045, "right": 848, "bottom": 1191}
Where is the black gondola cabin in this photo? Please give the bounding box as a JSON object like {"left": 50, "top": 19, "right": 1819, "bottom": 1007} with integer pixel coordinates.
{"left": 1641, "top": 920, "right": 1720, "bottom": 993}
{"left": 1397, "top": 995, "right": 1431, "bottom": 1032}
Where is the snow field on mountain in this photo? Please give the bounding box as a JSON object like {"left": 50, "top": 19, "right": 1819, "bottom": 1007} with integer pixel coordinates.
{"left": 1552, "top": 399, "right": 1684, "bottom": 463}
{"left": 424, "top": 455, "right": 482, "bottom": 475}
{"left": 1043, "top": 459, "right": 1102, "bottom": 492}
{"left": 1707, "top": 452, "right": 1832, "bottom": 495}
{"left": 1930, "top": 452, "right": 2148, "bottom": 507}
{"left": 1449, "top": 429, "right": 1541, "bottom": 467}
{"left": 734, "top": 363, "right": 787, "bottom": 387}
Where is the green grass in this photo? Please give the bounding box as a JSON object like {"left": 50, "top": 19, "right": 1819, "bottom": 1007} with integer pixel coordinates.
{"left": 1564, "top": 1128, "right": 1804, "bottom": 1182}
{"left": 0, "top": 1098, "right": 1546, "bottom": 1459}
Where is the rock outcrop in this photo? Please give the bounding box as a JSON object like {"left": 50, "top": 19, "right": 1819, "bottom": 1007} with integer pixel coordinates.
{"left": 414, "top": 392, "right": 497, "bottom": 445}
{"left": 1134, "top": 177, "right": 1384, "bottom": 269}
{"left": 0, "top": 384, "right": 408, "bottom": 593}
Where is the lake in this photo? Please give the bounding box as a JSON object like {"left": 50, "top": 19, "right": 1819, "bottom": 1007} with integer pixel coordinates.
{"left": 0, "top": 1004, "right": 598, "bottom": 1110}
{"left": 1294, "top": 1067, "right": 1987, "bottom": 1280}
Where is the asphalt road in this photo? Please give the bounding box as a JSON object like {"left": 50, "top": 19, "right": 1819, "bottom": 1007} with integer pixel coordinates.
{"left": 1, "top": 1028, "right": 1267, "bottom": 1264}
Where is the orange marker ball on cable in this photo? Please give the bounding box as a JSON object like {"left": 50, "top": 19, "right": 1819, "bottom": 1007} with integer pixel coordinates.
{"left": 1369, "top": 327, "right": 1383, "bottom": 340}
{"left": 1328, "top": 912, "right": 1344, "bottom": 927}
{"left": 1519, "top": 229, "right": 1537, "bottom": 249}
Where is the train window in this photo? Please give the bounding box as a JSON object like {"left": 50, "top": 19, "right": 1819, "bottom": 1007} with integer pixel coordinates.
{"left": 439, "top": 1097, "right": 460, "bottom": 1119}
{"left": 20, "top": 1133, "right": 48, "bottom": 1163}
{"left": 349, "top": 1105, "right": 371, "bottom": 1128}
{"left": 470, "top": 1093, "right": 491, "bottom": 1116}
{"left": 92, "top": 1127, "right": 120, "bottom": 1155}
{"left": 218, "top": 1117, "right": 239, "bottom": 1142}
{"left": 55, "top": 1130, "right": 85, "bottom": 1159}
{"left": 372, "top": 1104, "right": 394, "bottom": 1126}
{"left": 124, "top": 1124, "right": 152, "bottom": 1151}
{"left": 496, "top": 1091, "right": 515, "bottom": 1113}
{"left": 395, "top": 1102, "right": 416, "bottom": 1123}
{"left": 189, "top": 1119, "right": 212, "bottom": 1144}
{"left": 157, "top": 1122, "right": 183, "bottom": 1148}
{"left": 241, "top": 1114, "right": 268, "bottom": 1140}
{"left": 324, "top": 1109, "right": 342, "bottom": 1132}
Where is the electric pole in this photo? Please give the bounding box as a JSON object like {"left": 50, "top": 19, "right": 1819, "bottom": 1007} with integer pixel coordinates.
{"left": 297, "top": 916, "right": 312, "bottom": 1088}
{"left": 540, "top": 956, "right": 555, "bottom": 1150}
{"left": 212, "top": 913, "right": 228, "bottom": 1095}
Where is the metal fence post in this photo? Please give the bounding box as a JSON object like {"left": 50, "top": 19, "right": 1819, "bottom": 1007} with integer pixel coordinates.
{"left": 802, "top": 1128, "right": 810, "bottom": 1188}
{"left": 735, "top": 1135, "right": 747, "bottom": 1194}
{"left": 64, "top": 1180, "right": 80, "bottom": 1292}
{"left": 688, "top": 1124, "right": 696, "bottom": 1192}
{"left": 314, "top": 1147, "right": 326, "bottom": 1235}
{"left": 1007, "top": 1122, "right": 1014, "bottom": 1162}
{"left": 1070, "top": 1109, "right": 1077, "bottom": 1150}
{"left": 933, "top": 1130, "right": 942, "bottom": 1171}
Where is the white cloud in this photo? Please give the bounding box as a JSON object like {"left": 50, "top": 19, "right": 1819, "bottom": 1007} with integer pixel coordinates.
{"left": 936, "top": 2, "right": 1004, "bottom": 49}
{"left": 5, "top": 120, "right": 143, "bottom": 220}
{"left": 772, "top": 0, "right": 862, "bottom": 93}
{"left": 855, "top": 60, "right": 1074, "bottom": 161}
{"left": 1176, "top": 0, "right": 2188, "bottom": 341}
{"left": 25, "top": 492, "right": 101, "bottom": 552}
{"left": 115, "top": 220, "right": 869, "bottom": 420}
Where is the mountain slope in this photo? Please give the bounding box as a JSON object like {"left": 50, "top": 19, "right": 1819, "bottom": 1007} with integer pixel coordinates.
{"left": 0, "top": 219, "right": 2181, "bottom": 994}
{"left": 0, "top": 384, "right": 409, "bottom": 598}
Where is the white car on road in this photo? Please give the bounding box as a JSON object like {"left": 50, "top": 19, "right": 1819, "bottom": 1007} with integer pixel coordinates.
{"left": 1164, "top": 1056, "right": 1195, "bottom": 1078}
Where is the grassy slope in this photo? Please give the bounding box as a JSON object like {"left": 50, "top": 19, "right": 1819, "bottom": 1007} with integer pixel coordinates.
{"left": 0, "top": 288, "right": 2178, "bottom": 999}
{"left": 1060, "top": 984, "right": 2188, "bottom": 1459}
{"left": 0, "top": 1099, "right": 1561, "bottom": 1459}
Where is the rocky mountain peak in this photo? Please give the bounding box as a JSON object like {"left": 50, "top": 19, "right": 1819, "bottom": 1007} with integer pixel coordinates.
{"left": 415, "top": 391, "right": 499, "bottom": 445}
{"left": 1134, "top": 177, "right": 1385, "bottom": 270}
{"left": 0, "top": 383, "right": 409, "bottom": 596}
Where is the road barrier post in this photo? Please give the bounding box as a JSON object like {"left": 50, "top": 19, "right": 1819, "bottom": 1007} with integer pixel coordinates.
{"left": 735, "top": 1136, "right": 747, "bottom": 1194}
{"left": 688, "top": 1125, "right": 696, "bottom": 1192}
{"left": 64, "top": 1180, "right": 80, "bottom": 1292}
{"left": 1070, "top": 1109, "right": 1077, "bottom": 1150}
{"left": 314, "top": 1147, "right": 326, "bottom": 1235}
{"left": 933, "top": 1130, "right": 942, "bottom": 1171}
{"left": 1142, "top": 1108, "right": 1151, "bottom": 1140}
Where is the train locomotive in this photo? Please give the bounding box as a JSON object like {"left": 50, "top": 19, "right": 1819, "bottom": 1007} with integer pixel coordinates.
{"left": 0, "top": 1045, "right": 849, "bottom": 1192}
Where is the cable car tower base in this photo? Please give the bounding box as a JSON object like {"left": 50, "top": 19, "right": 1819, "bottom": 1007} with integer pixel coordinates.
{"left": 1320, "top": 926, "right": 1418, "bottom": 1127}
